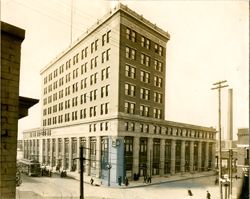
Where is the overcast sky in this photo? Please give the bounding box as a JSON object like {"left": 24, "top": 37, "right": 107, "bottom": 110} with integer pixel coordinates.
{"left": 1, "top": 0, "right": 249, "bottom": 139}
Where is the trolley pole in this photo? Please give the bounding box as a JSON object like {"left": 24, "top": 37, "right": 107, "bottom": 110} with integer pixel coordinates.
{"left": 211, "top": 80, "right": 228, "bottom": 199}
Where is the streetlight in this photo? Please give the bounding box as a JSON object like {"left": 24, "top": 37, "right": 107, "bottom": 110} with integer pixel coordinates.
{"left": 211, "top": 80, "right": 228, "bottom": 199}
{"left": 106, "top": 162, "right": 112, "bottom": 186}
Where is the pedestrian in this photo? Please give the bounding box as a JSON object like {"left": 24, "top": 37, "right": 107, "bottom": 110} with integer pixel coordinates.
{"left": 143, "top": 175, "right": 147, "bottom": 183}
{"left": 235, "top": 174, "right": 238, "bottom": 180}
{"left": 118, "top": 176, "right": 122, "bottom": 186}
{"left": 188, "top": 189, "right": 193, "bottom": 196}
{"left": 206, "top": 190, "right": 211, "bottom": 199}
{"left": 90, "top": 178, "right": 94, "bottom": 185}
{"left": 125, "top": 177, "right": 129, "bottom": 186}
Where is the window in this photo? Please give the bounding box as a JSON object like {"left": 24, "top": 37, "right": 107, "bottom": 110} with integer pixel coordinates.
{"left": 155, "top": 43, "right": 163, "bottom": 56}
{"left": 125, "top": 46, "right": 136, "bottom": 60}
{"left": 95, "top": 39, "right": 98, "bottom": 51}
{"left": 72, "top": 82, "right": 78, "bottom": 93}
{"left": 141, "top": 53, "right": 150, "bottom": 66}
{"left": 140, "top": 105, "right": 149, "bottom": 117}
{"left": 140, "top": 88, "right": 150, "bottom": 100}
{"left": 140, "top": 124, "right": 149, "bottom": 133}
{"left": 102, "top": 30, "right": 111, "bottom": 46}
{"left": 125, "top": 65, "right": 136, "bottom": 79}
{"left": 81, "top": 62, "right": 88, "bottom": 74}
{"left": 81, "top": 78, "right": 87, "bottom": 89}
{"left": 72, "top": 111, "right": 77, "bottom": 121}
{"left": 101, "top": 84, "right": 110, "bottom": 98}
{"left": 140, "top": 70, "right": 150, "bottom": 83}
{"left": 89, "top": 106, "right": 97, "bottom": 117}
{"left": 81, "top": 93, "right": 87, "bottom": 104}
{"left": 102, "top": 49, "right": 111, "bottom": 63}
{"left": 90, "top": 89, "right": 97, "bottom": 101}
{"left": 154, "top": 92, "right": 163, "bottom": 103}
{"left": 141, "top": 36, "right": 150, "bottom": 49}
{"left": 124, "top": 102, "right": 135, "bottom": 114}
{"left": 100, "top": 103, "right": 109, "bottom": 115}
{"left": 90, "top": 73, "right": 98, "bottom": 85}
{"left": 153, "top": 108, "right": 162, "bottom": 119}
{"left": 80, "top": 109, "right": 86, "bottom": 119}
{"left": 101, "top": 67, "right": 110, "bottom": 80}
{"left": 73, "top": 53, "right": 79, "bottom": 65}
{"left": 154, "top": 60, "right": 163, "bottom": 72}
{"left": 59, "top": 102, "right": 63, "bottom": 111}
{"left": 72, "top": 97, "right": 78, "bottom": 107}
{"left": 125, "top": 83, "right": 136, "bottom": 97}
{"left": 154, "top": 76, "right": 163, "bottom": 87}
{"left": 73, "top": 68, "right": 78, "bottom": 79}
{"left": 126, "top": 27, "right": 136, "bottom": 42}
{"left": 66, "top": 59, "right": 71, "bottom": 70}
{"left": 53, "top": 69, "right": 58, "bottom": 78}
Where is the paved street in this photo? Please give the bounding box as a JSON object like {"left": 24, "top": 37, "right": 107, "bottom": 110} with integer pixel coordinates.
{"left": 16, "top": 173, "right": 240, "bottom": 199}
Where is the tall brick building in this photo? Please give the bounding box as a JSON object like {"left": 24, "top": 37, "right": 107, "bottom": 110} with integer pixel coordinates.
{"left": 22, "top": 4, "right": 216, "bottom": 186}
{"left": 0, "top": 22, "right": 38, "bottom": 198}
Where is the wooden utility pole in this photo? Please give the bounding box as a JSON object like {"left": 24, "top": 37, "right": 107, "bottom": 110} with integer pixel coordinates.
{"left": 211, "top": 80, "right": 228, "bottom": 199}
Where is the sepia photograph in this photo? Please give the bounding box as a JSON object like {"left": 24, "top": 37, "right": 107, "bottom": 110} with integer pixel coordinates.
{"left": 1, "top": 0, "right": 249, "bottom": 198}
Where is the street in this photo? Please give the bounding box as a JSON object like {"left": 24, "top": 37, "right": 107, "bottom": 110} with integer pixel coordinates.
{"left": 15, "top": 173, "right": 232, "bottom": 199}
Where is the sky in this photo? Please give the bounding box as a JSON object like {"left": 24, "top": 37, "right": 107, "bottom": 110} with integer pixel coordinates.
{"left": 1, "top": 0, "right": 249, "bottom": 140}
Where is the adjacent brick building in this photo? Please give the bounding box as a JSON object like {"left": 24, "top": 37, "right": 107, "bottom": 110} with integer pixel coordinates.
{"left": 0, "top": 21, "right": 38, "bottom": 198}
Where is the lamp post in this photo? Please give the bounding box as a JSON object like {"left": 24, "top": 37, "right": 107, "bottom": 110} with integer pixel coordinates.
{"left": 106, "top": 162, "right": 112, "bottom": 186}
{"left": 211, "top": 80, "right": 228, "bottom": 199}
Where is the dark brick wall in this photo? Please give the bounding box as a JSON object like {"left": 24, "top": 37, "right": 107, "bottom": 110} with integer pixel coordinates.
{"left": 118, "top": 13, "right": 168, "bottom": 119}
{"left": 1, "top": 21, "right": 25, "bottom": 199}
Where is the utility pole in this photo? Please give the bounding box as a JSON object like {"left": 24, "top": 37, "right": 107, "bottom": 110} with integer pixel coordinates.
{"left": 74, "top": 146, "right": 85, "bottom": 199}
{"left": 211, "top": 80, "right": 228, "bottom": 199}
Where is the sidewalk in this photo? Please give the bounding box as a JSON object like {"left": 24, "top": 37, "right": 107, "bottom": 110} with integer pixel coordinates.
{"left": 64, "top": 170, "right": 216, "bottom": 188}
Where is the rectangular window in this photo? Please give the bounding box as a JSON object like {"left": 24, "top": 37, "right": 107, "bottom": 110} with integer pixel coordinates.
{"left": 124, "top": 102, "right": 135, "bottom": 114}
{"left": 125, "top": 65, "right": 136, "bottom": 79}
{"left": 126, "top": 27, "right": 136, "bottom": 42}
{"left": 140, "top": 105, "right": 149, "bottom": 117}
{"left": 125, "top": 46, "right": 136, "bottom": 60}
{"left": 140, "top": 88, "right": 150, "bottom": 100}
{"left": 125, "top": 83, "right": 136, "bottom": 97}
{"left": 140, "top": 70, "right": 150, "bottom": 83}
{"left": 141, "top": 53, "right": 150, "bottom": 66}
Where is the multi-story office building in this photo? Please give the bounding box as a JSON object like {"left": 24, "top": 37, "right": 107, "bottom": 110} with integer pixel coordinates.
{"left": 23, "top": 3, "right": 216, "bottom": 185}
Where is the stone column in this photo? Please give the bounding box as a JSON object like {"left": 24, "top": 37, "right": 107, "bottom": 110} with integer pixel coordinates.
{"left": 147, "top": 137, "right": 153, "bottom": 177}
{"left": 181, "top": 140, "right": 186, "bottom": 173}
{"left": 45, "top": 139, "right": 48, "bottom": 164}
{"left": 76, "top": 137, "right": 80, "bottom": 172}
{"left": 189, "top": 141, "right": 194, "bottom": 172}
{"left": 170, "top": 139, "right": 176, "bottom": 175}
{"left": 39, "top": 139, "right": 43, "bottom": 163}
{"left": 55, "top": 138, "right": 59, "bottom": 167}
{"left": 160, "top": 139, "right": 165, "bottom": 176}
{"left": 85, "top": 137, "right": 90, "bottom": 175}
{"left": 62, "top": 138, "right": 65, "bottom": 169}
{"left": 50, "top": 138, "right": 53, "bottom": 167}
{"left": 69, "top": 137, "right": 72, "bottom": 171}
{"left": 198, "top": 141, "right": 202, "bottom": 171}
{"left": 34, "top": 139, "right": 37, "bottom": 161}
{"left": 132, "top": 136, "right": 140, "bottom": 175}
{"left": 205, "top": 142, "right": 209, "bottom": 171}
{"left": 211, "top": 142, "right": 216, "bottom": 170}
{"left": 96, "top": 136, "right": 101, "bottom": 178}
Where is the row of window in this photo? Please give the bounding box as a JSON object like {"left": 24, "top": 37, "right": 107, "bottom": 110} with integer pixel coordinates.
{"left": 44, "top": 66, "right": 110, "bottom": 96}
{"left": 44, "top": 30, "right": 111, "bottom": 85}
{"left": 44, "top": 84, "right": 110, "bottom": 106}
{"left": 43, "top": 106, "right": 110, "bottom": 126}
{"left": 124, "top": 122, "right": 215, "bottom": 139}
{"left": 125, "top": 46, "right": 164, "bottom": 71}
{"left": 125, "top": 83, "right": 163, "bottom": 103}
{"left": 124, "top": 102, "right": 163, "bottom": 119}
{"left": 126, "top": 27, "right": 164, "bottom": 56}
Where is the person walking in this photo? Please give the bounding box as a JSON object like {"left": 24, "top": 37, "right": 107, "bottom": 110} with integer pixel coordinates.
{"left": 206, "top": 190, "right": 211, "bottom": 199}
{"left": 90, "top": 178, "right": 94, "bottom": 185}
